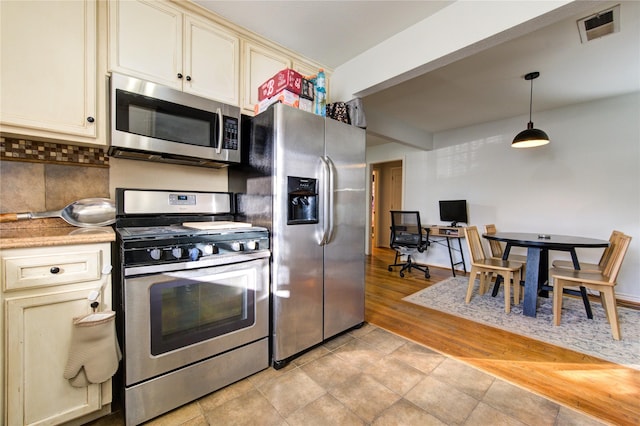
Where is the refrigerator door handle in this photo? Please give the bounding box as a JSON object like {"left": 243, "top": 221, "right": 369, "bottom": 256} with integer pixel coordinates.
{"left": 320, "top": 156, "right": 336, "bottom": 246}
{"left": 325, "top": 156, "right": 336, "bottom": 244}
{"left": 319, "top": 156, "right": 331, "bottom": 245}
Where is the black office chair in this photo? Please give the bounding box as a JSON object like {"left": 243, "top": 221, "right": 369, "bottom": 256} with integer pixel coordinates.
{"left": 388, "top": 211, "right": 430, "bottom": 278}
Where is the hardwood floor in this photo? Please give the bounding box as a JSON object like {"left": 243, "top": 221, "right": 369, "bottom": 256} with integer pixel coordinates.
{"left": 366, "top": 247, "right": 639, "bottom": 426}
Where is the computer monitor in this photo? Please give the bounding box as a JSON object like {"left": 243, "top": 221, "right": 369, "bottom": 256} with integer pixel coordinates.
{"left": 439, "top": 200, "right": 468, "bottom": 227}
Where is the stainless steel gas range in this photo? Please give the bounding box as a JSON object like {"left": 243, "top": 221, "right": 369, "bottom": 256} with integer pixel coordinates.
{"left": 112, "top": 188, "right": 270, "bottom": 426}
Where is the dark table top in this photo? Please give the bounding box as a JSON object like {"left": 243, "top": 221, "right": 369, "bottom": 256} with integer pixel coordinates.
{"left": 483, "top": 232, "right": 609, "bottom": 249}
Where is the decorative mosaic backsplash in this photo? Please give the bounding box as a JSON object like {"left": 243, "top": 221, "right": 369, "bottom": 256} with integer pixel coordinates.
{"left": 0, "top": 136, "right": 109, "bottom": 167}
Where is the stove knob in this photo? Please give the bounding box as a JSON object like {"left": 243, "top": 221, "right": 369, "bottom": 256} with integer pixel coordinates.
{"left": 172, "top": 247, "right": 183, "bottom": 259}
{"left": 203, "top": 244, "right": 215, "bottom": 255}
{"left": 231, "top": 242, "right": 245, "bottom": 251}
{"left": 149, "top": 248, "right": 162, "bottom": 260}
{"left": 188, "top": 248, "right": 201, "bottom": 261}
{"left": 247, "top": 241, "right": 258, "bottom": 250}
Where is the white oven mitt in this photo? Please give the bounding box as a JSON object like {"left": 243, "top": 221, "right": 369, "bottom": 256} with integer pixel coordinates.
{"left": 63, "top": 311, "right": 122, "bottom": 387}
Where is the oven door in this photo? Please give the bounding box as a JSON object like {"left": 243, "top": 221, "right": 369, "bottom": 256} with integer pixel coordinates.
{"left": 123, "top": 255, "right": 269, "bottom": 386}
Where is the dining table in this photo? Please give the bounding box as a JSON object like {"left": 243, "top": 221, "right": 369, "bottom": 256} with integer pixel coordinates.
{"left": 482, "top": 232, "right": 609, "bottom": 318}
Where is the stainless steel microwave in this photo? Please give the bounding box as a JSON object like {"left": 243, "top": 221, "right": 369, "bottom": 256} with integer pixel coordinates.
{"left": 109, "top": 73, "right": 241, "bottom": 168}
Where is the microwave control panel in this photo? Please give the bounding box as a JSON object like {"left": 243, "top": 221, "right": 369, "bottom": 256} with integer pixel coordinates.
{"left": 222, "top": 116, "right": 239, "bottom": 150}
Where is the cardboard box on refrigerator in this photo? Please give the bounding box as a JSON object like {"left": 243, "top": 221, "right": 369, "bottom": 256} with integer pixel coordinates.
{"left": 300, "top": 79, "right": 315, "bottom": 101}
{"left": 298, "top": 98, "right": 313, "bottom": 113}
{"left": 254, "top": 90, "right": 300, "bottom": 114}
{"left": 258, "top": 68, "right": 304, "bottom": 101}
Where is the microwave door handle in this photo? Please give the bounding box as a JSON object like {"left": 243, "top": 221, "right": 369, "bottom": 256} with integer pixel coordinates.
{"left": 215, "top": 108, "right": 223, "bottom": 154}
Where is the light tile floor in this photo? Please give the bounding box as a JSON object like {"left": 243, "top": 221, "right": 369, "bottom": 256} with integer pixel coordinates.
{"left": 91, "top": 324, "right": 606, "bottom": 426}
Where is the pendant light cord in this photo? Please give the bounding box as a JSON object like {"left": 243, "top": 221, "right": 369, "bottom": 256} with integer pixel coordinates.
{"left": 529, "top": 78, "right": 534, "bottom": 123}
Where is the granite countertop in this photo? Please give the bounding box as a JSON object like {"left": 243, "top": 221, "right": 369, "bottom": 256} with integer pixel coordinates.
{"left": 0, "top": 218, "right": 115, "bottom": 249}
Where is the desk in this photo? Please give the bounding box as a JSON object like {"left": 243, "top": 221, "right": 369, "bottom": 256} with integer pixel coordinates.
{"left": 483, "top": 232, "right": 609, "bottom": 317}
{"left": 427, "top": 226, "right": 467, "bottom": 276}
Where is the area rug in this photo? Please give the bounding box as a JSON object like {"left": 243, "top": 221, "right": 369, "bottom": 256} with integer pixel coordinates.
{"left": 403, "top": 277, "right": 640, "bottom": 370}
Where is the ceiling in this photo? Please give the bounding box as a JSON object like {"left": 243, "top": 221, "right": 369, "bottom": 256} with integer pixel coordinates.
{"left": 195, "top": 1, "right": 640, "bottom": 147}
{"left": 194, "top": 1, "right": 454, "bottom": 68}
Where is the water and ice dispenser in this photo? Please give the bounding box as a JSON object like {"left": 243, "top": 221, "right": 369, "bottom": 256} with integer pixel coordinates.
{"left": 287, "top": 176, "right": 318, "bottom": 225}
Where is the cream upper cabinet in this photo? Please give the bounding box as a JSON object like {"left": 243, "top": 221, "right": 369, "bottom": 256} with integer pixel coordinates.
{"left": 1, "top": 243, "right": 113, "bottom": 426}
{"left": 242, "top": 41, "right": 292, "bottom": 113}
{"left": 0, "top": 0, "right": 100, "bottom": 143}
{"left": 109, "top": 0, "right": 183, "bottom": 89}
{"left": 184, "top": 14, "right": 239, "bottom": 105}
{"left": 109, "top": 0, "right": 240, "bottom": 105}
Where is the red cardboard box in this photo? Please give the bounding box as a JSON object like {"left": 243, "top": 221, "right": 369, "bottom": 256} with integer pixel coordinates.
{"left": 258, "top": 68, "right": 303, "bottom": 101}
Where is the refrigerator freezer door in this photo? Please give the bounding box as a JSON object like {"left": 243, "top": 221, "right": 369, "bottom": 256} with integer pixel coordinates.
{"left": 271, "top": 105, "right": 325, "bottom": 363}
{"left": 323, "top": 118, "right": 366, "bottom": 339}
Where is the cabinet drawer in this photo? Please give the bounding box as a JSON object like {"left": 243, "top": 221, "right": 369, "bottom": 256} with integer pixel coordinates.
{"left": 2, "top": 249, "right": 102, "bottom": 291}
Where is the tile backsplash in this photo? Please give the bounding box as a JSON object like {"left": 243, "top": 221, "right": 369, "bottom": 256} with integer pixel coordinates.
{"left": 0, "top": 137, "right": 110, "bottom": 215}
{"left": 1, "top": 136, "right": 108, "bottom": 167}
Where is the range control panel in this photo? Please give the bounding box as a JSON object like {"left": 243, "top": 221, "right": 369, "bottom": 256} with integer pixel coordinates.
{"left": 120, "top": 230, "right": 269, "bottom": 266}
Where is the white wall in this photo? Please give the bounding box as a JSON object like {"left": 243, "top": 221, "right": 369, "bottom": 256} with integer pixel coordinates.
{"left": 383, "top": 92, "right": 640, "bottom": 302}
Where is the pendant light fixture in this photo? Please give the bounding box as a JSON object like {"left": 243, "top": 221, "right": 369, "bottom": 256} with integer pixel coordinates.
{"left": 512, "top": 71, "right": 550, "bottom": 148}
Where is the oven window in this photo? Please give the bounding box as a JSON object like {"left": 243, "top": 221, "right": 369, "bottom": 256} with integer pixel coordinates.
{"left": 149, "top": 270, "right": 255, "bottom": 355}
{"left": 115, "top": 89, "right": 217, "bottom": 147}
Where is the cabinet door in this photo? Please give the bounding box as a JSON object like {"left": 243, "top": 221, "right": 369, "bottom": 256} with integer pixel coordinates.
{"left": 0, "top": 0, "right": 97, "bottom": 139}
{"left": 242, "top": 41, "right": 291, "bottom": 113}
{"left": 109, "top": 0, "right": 183, "bottom": 89}
{"left": 184, "top": 14, "right": 240, "bottom": 106}
{"left": 5, "top": 290, "right": 103, "bottom": 426}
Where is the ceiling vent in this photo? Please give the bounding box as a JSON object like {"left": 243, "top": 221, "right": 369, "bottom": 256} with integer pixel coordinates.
{"left": 577, "top": 4, "right": 620, "bottom": 43}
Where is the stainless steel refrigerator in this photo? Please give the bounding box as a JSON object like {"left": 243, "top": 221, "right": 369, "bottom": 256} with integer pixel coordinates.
{"left": 231, "top": 103, "right": 366, "bottom": 368}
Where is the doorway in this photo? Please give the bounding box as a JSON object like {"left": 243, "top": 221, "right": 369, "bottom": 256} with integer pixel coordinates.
{"left": 370, "top": 160, "right": 403, "bottom": 249}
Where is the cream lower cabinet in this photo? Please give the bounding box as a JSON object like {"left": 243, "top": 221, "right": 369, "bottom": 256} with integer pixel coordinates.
{"left": 109, "top": 0, "right": 240, "bottom": 105}
{"left": 0, "top": 0, "right": 101, "bottom": 144}
{"left": 1, "top": 243, "right": 113, "bottom": 426}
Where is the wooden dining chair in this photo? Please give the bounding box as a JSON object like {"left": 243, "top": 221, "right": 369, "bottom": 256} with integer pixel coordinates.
{"left": 463, "top": 226, "right": 523, "bottom": 313}
{"left": 550, "top": 232, "right": 632, "bottom": 340}
{"left": 551, "top": 230, "right": 623, "bottom": 273}
{"left": 484, "top": 224, "right": 528, "bottom": 264}
{"left": 484, "top": 224, "right": 527, "bottom": 297}
{"left": 550, "top": 230, "right": 623, "bottom": 320}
